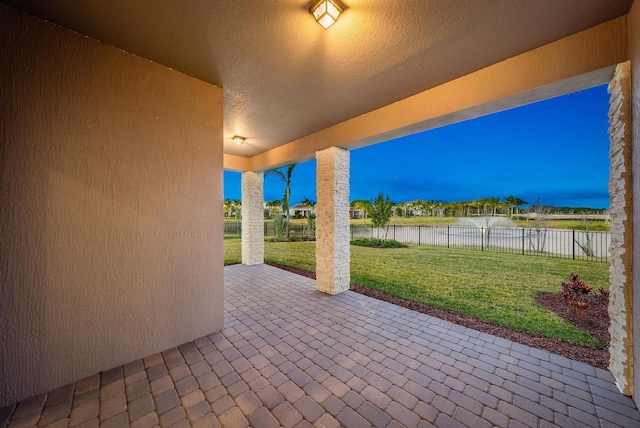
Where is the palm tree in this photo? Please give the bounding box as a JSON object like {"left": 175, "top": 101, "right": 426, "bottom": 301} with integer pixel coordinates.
{"left": 408, "top": 200, "right": 424, "bottom": 217}
{"left": 465, "top": 200, "right": 477, "bottom": 217}
{"left": 266, "top": 164, "right": 296, "bottom": 237}
{"left": 487, "top": 197, "right": 501, "bottom": 216}
{"left": 223, "top": 199, "right": 233, "bottom": 218}
{"left": 513, "top": 197, "right": 528, "bottom": 215}
{"left": 300, "top": 198, "right": 317, "bottom": 236}
{"left": 300, "top": 198, "right": 316, "bottom": 217}
{"left": 300, "top": 198, "right": 316, "bottom": 208}
{"left": 503, "top": 195, "right": 528, "bottom": 217}
{"left": 232, "top": 199, "right": 242, "bottom": 219}
{"left": 350, "top": 199, "right": 371, "bottom": 224}
{"left": 265, "top": 199, "right": 282, "bottom": 218}
{"left": 395, "top": 202, "right": 408, "bottom": 218}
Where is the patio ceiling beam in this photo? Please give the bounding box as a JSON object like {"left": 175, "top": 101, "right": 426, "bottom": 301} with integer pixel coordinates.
{"left": 224, "top": 16, "right": 627, "bottom": 173}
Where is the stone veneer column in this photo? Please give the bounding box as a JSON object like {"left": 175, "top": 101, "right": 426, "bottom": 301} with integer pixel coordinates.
{"left": 316, "top": 147, "right": 350, "bottom": 294}
{"left": 241, "top": 172, "right": 264, "bottom": 265}
{"left": 608, "top": 61, "right": 633, "bottom": 396}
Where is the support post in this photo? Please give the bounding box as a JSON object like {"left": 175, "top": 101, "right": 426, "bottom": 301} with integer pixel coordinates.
{"left": 608, "top": 61, "right": 633, "bottom": 395}
{"left": 241, "top": 172, "right": 264, "bottom": 265}
{"left": 316, "top": 147, "right": 350, "bottom": 295}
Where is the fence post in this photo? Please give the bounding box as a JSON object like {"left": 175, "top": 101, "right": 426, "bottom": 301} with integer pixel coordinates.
{"left": 522, "top": 228, "right": 525, "bottom": 255}
{"left": 418, "top": 226, "right": 421, "bottom": 246}
{"left": 481, "top": 227, "right": 484, "bottom": 251}
{"left": 572, "top": 229, "right": 575, "bottom": 260}
{"left": 393, "top": 224, "right": 396, "bottom": 240}
{"left": 447, "top": 226, "right": 450, "bottom": 248}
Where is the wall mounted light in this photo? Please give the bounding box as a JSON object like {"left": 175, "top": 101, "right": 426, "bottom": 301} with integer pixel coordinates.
{"left": 309, "top": 0, "right": 345, "bottom": 29}
{"left": 232, "top": 135, "right": 245, "bottom": 145}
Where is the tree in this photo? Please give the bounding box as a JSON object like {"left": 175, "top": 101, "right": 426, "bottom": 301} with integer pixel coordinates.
{"left": 408, "top": 200, "right": 424, "bottom": 217}
{"left": 300, "top": 198, "right": 316, "bottom": 237}
{"left": 528, "top": 197, "right": 551, "bottom": 252}
{"left": 265, "top": 199, "right": 282, "bottom": 218}
{"left": 504, "top": 195, "right": 528, "bottom": 217}
{"left": 350, "top": 199, "right": 371, "bottom": 225}
{"left": 395, "top": 202, "right": 408, "bottom": 218}
{"left": 232, "top": 199, "right": 242, "bottom": 219}
{"left": 223, "top": 199, "right": 234, "bottom": 218}
{"left": 369, "top": 192, "right": 394, "bottom": 240}
{"left": 513, "top": 197, "right": 528, "bottom": 215}
{"left": 576, "top": 211, "right": 594, "bottom": 257}
{"left": 266, "top": 164, "right": 297, "bottom": 237}
{"left": 300, "top": 198, "right": 316, "bottom": 211}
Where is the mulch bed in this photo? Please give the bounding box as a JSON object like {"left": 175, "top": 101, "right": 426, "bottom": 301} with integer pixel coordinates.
{"left": 265, "top": 262, "right": 610, "bottom": 369}
{"left": 265, "top": 237, "right": 316, "bottom": 242}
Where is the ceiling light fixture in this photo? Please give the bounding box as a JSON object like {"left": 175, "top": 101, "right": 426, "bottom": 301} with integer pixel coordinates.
{"left": 309, "top": 0, "right": 344, "bottom": 29}
{"left": 232, "top": 135, "right": 245, "bottom": 145}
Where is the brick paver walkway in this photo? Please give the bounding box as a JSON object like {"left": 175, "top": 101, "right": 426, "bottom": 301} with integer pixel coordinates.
{"left": 3, "top": 263, "right": 640, "bottom": 427}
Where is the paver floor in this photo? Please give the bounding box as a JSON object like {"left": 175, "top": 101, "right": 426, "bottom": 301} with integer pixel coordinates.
{"left": 2, "top": 264, "right": 640, "bottom": 427}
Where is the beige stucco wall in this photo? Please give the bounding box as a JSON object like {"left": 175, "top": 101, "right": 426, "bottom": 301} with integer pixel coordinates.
{"left": 0, "top": 4, "right": 224, "bottom": 406}
{"left": 629, "top": 0, "right": 640, "bottom": 408}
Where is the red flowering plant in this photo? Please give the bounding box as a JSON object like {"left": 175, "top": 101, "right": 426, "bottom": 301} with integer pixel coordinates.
{"left": 560, "top": 273, "right": 608, "bottom": 312}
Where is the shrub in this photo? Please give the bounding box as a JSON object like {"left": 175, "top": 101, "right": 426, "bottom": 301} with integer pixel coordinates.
{"left": 307, "top": 212, "right": 316, "bottom": 237}
{"left": 560, "top": 273, "right": 607, "bottom": 312}
{"left": 273, "top": 213, "right": 287, "bottom": 238}
{"left": 561, "top": 273, "right": 592, "bottom": 302}
{"left": 350, "top": 238, "right": 407, "bottom": 248}
{"left": 597, "top": 287, "right": 610, "bottom": 303}
{"left": 266, "top": 236, "right": 315, "bottom": 242}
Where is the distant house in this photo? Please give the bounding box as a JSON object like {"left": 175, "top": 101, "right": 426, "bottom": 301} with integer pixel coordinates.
{"left": 288, "top": 203, "right": 315, "bottom": 218}
{"left": 350, "top": 208, "right": 365, "bottom": 219}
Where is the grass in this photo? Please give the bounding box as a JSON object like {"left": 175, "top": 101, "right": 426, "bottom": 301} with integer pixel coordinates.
{"left": 227, "top": 216, "right": 610, "bottom": 230}
{"left": 224, "top": 236, "right": 243, "bottom": 265}
{"left": 224, "top": 238, "right": 609, "bottom": 348}
{"left": 516, "top": 219, "right": 610, "bottom": 231}
{"left": 350, "top": 216, "right": 610, "bottom": 231}
{"left": 351, "top": 217, "right": 457, "bottom": 226}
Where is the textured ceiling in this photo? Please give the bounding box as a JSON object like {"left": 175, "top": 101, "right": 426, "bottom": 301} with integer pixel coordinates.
{"left": 2, "top": 0, "right": 633, "bottom": 157}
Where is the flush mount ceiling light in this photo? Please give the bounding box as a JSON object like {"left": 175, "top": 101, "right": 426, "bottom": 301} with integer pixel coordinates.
{"left": 309, "top": 0, "right": 345, "bottom": 29}
{"left": 232, "top": 135, "right": 245, "bottom": 145}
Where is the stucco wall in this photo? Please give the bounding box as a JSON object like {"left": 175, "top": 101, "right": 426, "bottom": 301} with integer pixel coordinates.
{"left": 0, "top": 4, "right": 224, "bottom": 406}
{"left": 629, "top": 0, "right": 640, "bottom": 408}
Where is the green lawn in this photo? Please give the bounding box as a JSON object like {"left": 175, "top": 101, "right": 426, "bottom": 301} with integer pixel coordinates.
{"left": 227, "top": 216, "right": 610, "bottom": 231}
{"left": 223, "top": 238, "right": 609, "bottom": 348}
{"left": 350, "top": 216, "right": 610, "bottom": 231}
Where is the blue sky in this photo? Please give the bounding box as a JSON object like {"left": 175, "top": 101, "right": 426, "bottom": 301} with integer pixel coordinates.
{"left": 224, "top": 84, "right": 611, "bottom": 208}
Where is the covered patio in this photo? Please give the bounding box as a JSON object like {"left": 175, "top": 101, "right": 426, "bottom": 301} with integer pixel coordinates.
{"left": 3, "top": 0, "right": 640, "bottom": 424}
{"left": 3, "top": 264, "right": 639, "bottom": 427}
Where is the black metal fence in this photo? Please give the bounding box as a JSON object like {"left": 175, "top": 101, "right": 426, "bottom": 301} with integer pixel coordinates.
{"left": 224, "top": 221, "right": 314, "bottom": 238}
{"left": 224, "top": 222, "right": 611, "bottom": 262}
{"left": 351, "top": 224, "right": 611, "bottom": 262}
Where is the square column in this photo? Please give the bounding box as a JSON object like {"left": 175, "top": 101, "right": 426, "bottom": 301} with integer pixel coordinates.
{"left": 608, "top": 61, "right": 633, "bottom": 396}
{"left": 316, "top": 147, "right": 350, "bottom": 294}
{"left": 241, "top": 172, "right": 264, "bottom": 265}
